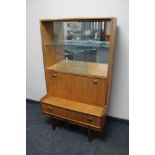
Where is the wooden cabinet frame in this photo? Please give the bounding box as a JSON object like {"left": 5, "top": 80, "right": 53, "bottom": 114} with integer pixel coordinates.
{"left": 39, "top": 17, "right": 117, "bottom": 142}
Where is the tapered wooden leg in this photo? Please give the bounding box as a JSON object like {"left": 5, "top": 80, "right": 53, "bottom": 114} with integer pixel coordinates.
{"left": 52, "top": 118, "right": 58, "bottom": 130}
{"left": 88, "top": 128, "right": 93, "bottom": 142}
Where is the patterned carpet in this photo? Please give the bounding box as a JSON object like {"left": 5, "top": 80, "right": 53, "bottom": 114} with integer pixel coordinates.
{"left": 26, "top": 100, "right": 129, "bottom": 155}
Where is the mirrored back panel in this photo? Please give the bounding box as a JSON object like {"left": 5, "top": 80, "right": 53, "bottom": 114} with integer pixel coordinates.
{"left": 43, "top": 20, "right": 111, "bottom": 64}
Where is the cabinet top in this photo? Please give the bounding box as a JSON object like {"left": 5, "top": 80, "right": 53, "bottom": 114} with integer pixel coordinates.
{"left": 40, "top": 17, "right": 116, "bottom": 22}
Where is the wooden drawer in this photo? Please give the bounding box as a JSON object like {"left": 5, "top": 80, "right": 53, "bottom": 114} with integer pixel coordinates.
{"left": 80, "top": 113, "right": 101, "bottom": 128}
{"left": 48, "top": 71, "right": 107, "bottom": 107}
{"left": 41, "top": 103, "right": 101, "bottom": 129}
{"left": 65, "top": 110, "right": 101, "bottom": 128}
{"left": 42, "top": 103, "right": 66, "bottom": 117}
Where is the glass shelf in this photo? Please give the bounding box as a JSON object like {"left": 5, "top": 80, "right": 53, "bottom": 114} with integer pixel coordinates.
{"left": 42, "top": 20, "right": 111, "bottom": 64}
{"left": 44, "top": 40, "right": 110, "bottom": 48}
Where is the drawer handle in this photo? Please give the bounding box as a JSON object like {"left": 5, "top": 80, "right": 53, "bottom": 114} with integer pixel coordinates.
{"left": 52, "top": 73, "right": 57, "bottom": 78}
{"left": 47, "top": 106, "right": 53, "bottom": 111}
{"left": 87, "top": 118, "right": 93, "bottom": 122}
{"left": 93, "top": 80, "right": 98, "bottom": 85}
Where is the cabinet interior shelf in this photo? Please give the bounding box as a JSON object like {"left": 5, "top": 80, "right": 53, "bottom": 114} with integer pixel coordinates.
{"left": 47, "top": 60, "right": 108, "bottom": 79}
{"left": 44, "top": 40, "right": 110, "bottom": 48}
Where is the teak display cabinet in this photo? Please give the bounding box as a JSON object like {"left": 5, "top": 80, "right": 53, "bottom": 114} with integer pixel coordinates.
{"left": 40, "top": 17, "right": 117, "bottom": 141}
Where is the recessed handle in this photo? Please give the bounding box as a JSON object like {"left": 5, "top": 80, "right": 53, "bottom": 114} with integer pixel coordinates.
{"left": 47, "top": 106, "right": 53, "bottom": 112}
{"left": 52, "top": 73, "right": 57, "bottom": 78}
{"left": 93, "top": 79, "right": 98, "bottom": 85}
{"left": 87, "top": 118, "right": 93, "bottom": 122}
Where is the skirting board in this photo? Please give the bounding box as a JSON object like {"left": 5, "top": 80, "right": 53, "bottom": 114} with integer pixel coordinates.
{"left": 26, "top": 98, "right": 129, "bottom": 124}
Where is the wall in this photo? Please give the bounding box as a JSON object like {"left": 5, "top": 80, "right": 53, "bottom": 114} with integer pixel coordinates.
{"left": 26, "top": 0, "right": 129, "bottom": 119}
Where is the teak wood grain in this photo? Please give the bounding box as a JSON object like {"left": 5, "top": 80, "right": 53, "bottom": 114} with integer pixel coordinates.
{"left": 106, "top": 18, "right": 117, "bottom": 114}
{"left": 41, "top": 95, "right": 105, "bottom": 117}
{"left": 48, "top": 71, "right": 108, "bottom": 107}
{"left": 40, "top": 17, "right": 113, "bottom": 22}
{"left": 42, "top": 103, "right": 102, "bottom": 129}
{"left": 42, "top": 104, "right": 102, "bottom": 131}
{"left": 39, "top": 17, "right": 117, "bottom": 141}
{"left": 40, "top": 22, "right": 56, "bottom": 93}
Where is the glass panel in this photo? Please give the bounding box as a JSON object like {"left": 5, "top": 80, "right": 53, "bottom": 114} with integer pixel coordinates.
{"left": 51, "top": 20, "right": 111, "bottom": 64}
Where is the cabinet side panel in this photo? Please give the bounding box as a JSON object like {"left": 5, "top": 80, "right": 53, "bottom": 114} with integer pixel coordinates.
{"left": 40, "top": 22, "right": 56, "bottom": 67}
{"left": 40, "top": 22, "right": 56, "bottom": 94}
{"left": 106, "top": 18, "right": 117, "bottom": 112}
{"left": 40, "top": 21, "right": 65, "bottom": 95}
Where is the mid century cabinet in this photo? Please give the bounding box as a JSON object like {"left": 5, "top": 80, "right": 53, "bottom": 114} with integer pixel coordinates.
{"left": 40, "top": 17, "right": 117, "bottom": 141}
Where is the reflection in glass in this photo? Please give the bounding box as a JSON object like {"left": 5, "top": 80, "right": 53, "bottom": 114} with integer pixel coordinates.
{"left": 51, "top": 21, "right": 111, "bottom": 64}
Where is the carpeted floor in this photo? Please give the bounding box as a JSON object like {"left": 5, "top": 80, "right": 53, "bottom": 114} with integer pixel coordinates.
{"left": 26, "top": 100, "right": 129, "bottom": 155}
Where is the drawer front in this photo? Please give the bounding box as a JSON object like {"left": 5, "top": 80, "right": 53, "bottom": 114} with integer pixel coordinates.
{"left": 49, "top": 72, "right": 107, "bottom": 107}
{"left": 42, "top": 103, "right": 54, "bottom": 114}
{"left": 65, "top": 110, "right": 101, "bottom": 128}
{"left": 41, "top": 103, "right": 101, "bottom": 128}
{"left": 42, "top": 103, "right": 66, "bottom": 117}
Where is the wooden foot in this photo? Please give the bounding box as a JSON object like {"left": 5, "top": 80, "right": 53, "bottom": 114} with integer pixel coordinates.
{"left": 52, "top": 118, "right": 58, "bottom": 130}
{"left": 88, "top": 128, "right": 93, "bottom": 142}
